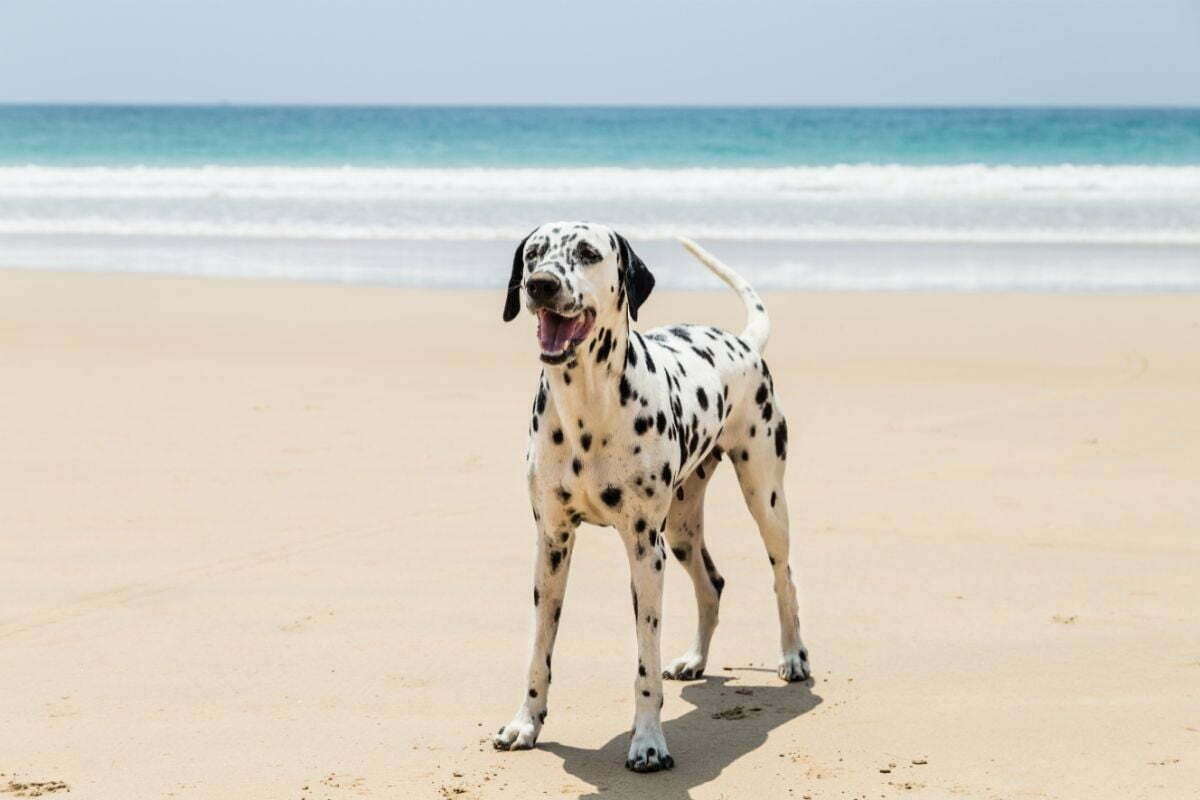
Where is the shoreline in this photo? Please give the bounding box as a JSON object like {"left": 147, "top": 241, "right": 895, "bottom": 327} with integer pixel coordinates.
{"left": 3, "top": 233, "right": 1200, "bottom": 292}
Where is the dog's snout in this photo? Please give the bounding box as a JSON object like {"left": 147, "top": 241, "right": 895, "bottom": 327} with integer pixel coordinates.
{"left": 525, "top": 274, "right": 561, "bottom": 303}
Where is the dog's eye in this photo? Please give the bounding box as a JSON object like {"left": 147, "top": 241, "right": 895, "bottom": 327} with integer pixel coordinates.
{"left": 576, "top": 242, "right": 601, "bottom": 264}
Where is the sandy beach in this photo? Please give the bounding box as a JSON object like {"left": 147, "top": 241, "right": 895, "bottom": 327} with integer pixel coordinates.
{"left": 1, "top": 268, "right": 1197, "bottom": 799}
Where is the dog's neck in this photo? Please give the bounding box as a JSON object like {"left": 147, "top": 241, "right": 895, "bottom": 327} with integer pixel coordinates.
{"left": 543, "top": 315, "right": 632, "bottom": 429}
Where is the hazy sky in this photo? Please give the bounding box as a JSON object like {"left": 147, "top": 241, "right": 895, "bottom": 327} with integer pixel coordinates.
{"left": 2, "top": 0, "right": 1199, "bottom": 105}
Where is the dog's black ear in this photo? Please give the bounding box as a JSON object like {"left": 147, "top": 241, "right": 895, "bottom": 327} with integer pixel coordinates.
{"left": 616, "top": 233, "right": 655, "bottom": 322}
{"left": 503, "top": 231, "right": 535, "bottom": 322}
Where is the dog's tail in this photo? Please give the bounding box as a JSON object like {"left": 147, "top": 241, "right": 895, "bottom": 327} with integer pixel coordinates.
{"left": 676, "top": 236, "right": 770, "bottom": 353}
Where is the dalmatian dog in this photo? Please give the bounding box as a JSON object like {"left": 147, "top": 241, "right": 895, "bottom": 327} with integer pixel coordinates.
{"left": 493, "top": 222, "right": 810, "bottom": 773}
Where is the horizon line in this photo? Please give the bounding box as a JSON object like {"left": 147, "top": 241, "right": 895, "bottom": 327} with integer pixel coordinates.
{"left": 2, "top": 101, "right": 1199, "bottom": 111}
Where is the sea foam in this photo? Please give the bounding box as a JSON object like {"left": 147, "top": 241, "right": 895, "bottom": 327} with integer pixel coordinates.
{"left": 1, "top": 165, "right": 1198, "bottom": 288}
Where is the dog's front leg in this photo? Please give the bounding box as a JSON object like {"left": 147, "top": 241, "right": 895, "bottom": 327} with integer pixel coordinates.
{"left": 494, "top": 513, "right": 576, "bottom": 751}
{"left": 622, "top": 520, "right": 674, "bottom": 772}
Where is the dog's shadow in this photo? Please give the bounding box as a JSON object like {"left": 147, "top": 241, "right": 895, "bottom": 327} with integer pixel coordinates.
{"left": 541, "top": 673, "right": 822, "bottom": 799}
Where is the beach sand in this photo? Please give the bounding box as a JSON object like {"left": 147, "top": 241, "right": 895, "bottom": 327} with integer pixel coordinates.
{"left": 1, "top": 269, "right": 1197, "bottom": 799}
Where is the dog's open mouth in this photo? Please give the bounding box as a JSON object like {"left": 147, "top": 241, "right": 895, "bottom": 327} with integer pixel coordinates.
{"left": 537, "top": 308, "right": 595, "bottom": 363}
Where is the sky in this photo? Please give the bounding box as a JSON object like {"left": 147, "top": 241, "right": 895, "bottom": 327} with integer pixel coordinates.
{"left": 1, "top": 0, "right": 1198, "bottom": 105}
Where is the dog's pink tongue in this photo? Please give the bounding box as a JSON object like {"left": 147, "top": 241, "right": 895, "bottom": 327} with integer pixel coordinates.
{"left": 538, "top": 310, "right": 587, "bottom": 353}
{"left": 537, "top": 310, "right": 567, "bottom": 352}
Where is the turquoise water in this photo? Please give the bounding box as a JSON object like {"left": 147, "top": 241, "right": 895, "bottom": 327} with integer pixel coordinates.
{"left": 1, "top": 106, "right": 1198, "bottom": 289}
{"left": 2, "top": 105, "right": 1199, "bottom": 166}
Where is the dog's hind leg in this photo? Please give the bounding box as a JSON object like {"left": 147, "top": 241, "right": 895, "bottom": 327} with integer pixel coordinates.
{"left": 729, "top": 410, "right": 811, "bottom": 682}
{"left": 494, "top": 511, "right": 577, "bottom": 751}
{"left": 662, "top": 450, "right": 724, "bottom": 680}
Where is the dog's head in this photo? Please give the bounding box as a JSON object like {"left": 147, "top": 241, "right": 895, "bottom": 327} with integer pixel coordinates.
{"left": 502, "top": 222, "right": 655, "bottom": 365}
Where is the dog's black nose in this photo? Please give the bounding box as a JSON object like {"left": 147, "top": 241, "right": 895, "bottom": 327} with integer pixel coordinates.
{"left": 525, "top": 274, "right": 561, "bottom": 302}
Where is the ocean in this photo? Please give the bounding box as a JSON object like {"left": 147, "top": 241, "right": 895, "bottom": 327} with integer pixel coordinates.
{"left": 1, "top": 105, "right": 1198, "bottom": 290}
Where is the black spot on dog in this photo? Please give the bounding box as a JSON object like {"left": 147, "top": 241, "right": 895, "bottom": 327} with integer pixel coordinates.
{"left": 552, "top": 429, "right": 564, "bottom": 444}
{"left": 672, "top": 546, "right": 688, "bottom": 561}
{"left": 661, "top": 463, "right": 672, "bottom": 484}
{"left": 775, "top": 418, "right": 788, "bottom": 459}
{"left": 572, "top": 458, "right": 582, "bottom": 475}
{"left": 634, "top": 417, "right": 650, "bottom": 435}
{"left": 770, "top": 491, "right": 777, "bottom": 507}
{"left": 529, "top": 688, "right": 538, "bottom": 698}
{"left": 581, "top": 433, "right": 592, "bottom": 451}
{"left": 533, "top": 587, "right": 539, "bottom": 606}
{"left": 595, "top": 328, "right": 614, "bottom": 363}
{"left": 696, "top": 387, "right": 708, "bottom": 410}
{"left": 635, "top": 518, "right": 646, "bottom": 533}
{"left": 656, "top": 411, "right": 667, "bottom": 434}
{"left": 670, "top": 326, "right": 692, "bottom": 342}
{"left": 700, "top": 547, "right": 725, "bottom": 596}
{"left": 601, "top": 486, "right": 623, "bottom": 507}
{"left": 755, "top": 383, "right": 769, "bottom": 405}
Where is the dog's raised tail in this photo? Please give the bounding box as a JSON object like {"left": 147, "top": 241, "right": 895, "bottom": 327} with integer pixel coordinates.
{"left": 676, "top": 236, "right": 770, "bottom": 353}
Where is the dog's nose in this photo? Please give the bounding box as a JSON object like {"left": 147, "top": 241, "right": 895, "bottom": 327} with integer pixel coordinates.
{"left": 525, "top": 274, "right": 561, "bottom": 303}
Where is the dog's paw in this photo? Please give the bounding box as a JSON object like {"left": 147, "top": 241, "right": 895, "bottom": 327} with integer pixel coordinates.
{"left": 662, "top": 652, "right": 706, "bottom": 681}
{"left": 493, "top": 713, "right": 540, "bottom": 751}
{"left": 778, "top": 647, "right": 811, "bottom": 682}
{"left": 625, "top": 727, "right": 674, "bottom": 773}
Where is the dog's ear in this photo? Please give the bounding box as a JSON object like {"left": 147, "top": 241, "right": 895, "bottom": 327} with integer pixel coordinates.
{"left": 616, "top": 233, "right": 655, "bottom": 322}
{"left": 503, "top": 231, "right": 535, "bottom": 322}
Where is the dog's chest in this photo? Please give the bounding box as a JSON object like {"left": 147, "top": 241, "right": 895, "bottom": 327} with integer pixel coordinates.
{"left": 534, "top": 414, "right": 667, "bottom": 525}
{"left": 557, "top": 449, "right": 656, "bottom": 525}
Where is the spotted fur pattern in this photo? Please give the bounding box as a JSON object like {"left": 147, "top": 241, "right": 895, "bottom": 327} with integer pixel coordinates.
{"left": 493, "top": 222, "right": 810, "bottom": 773}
